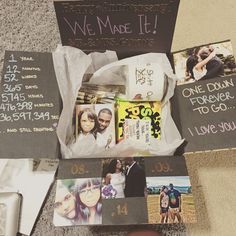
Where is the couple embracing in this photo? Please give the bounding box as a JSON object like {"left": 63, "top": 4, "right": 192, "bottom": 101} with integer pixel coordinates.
{"left": 102, "top": 157, "right": 146, "bottom": 199}
{"left": 186, "top": 46, "right": 224, "bottom": 81}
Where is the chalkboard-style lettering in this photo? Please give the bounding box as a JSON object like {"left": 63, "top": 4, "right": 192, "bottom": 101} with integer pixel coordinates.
{"left": 194, "top": 125, "right": 218, "bottom": 136}
{"left": 0, "top": 51, "right": 61, "bottom": 159}
{"left": 21, "top": 75, "right": 37, "bottom": 79}
{"left": 9, "top": 54, "right": 17, "bottom": 63}
{"left": 206, "top": 78, "right": 234, "bottom": 92}
{"left": 28, "top": 94, "right": 44, "bottom": 99}
{"left": 19, "top": 128, "right": 32, "bottom": 133}
{"left": 4, "top": 73, "right": 18, "bottom": 82}
{"left": 6, "top": 65, "right": 20, "bottom": 74}
{"left": 97, "top": 16, "right": 132, "bottom": 35}
{"left": 182, "top": 85, "right": 205, "bottom": 98}
{"left": 33, "top": 127, "right": 54, "bottom": 132}
{"left": 22, "top": 67, "right": 41, "bottom": 71}
{"left": 20, "top": 56, "right": 34, "bottom": 61}
{"left": 34, "top": 103, "right": 54, "bottom": 108}
{"left": 218, "top": 121, "right": 236, "bottom": 133}
{"left": 25, "top": 85, "right": 39, "bottom": 90}
{"left": 7, "top": 128, "right": 17, "bottom": 133}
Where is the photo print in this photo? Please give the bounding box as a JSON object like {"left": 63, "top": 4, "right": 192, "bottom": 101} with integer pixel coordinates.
{"left": 173, "top": 40, "right": 236, "bottom": 85}
{"left": 53, "top": 178, "right": 102, "bottom": 226}
{"left": 146, "top": 176, "right": 196, "bottom": 224}
{"left": 101, "top": 157, "right": 148, "bottom": 225}
{"left": 101, "top": 157, "right": 147, "bottom": 199}
{"left": 69, "top": 104, "right": 115, "bottom": 157}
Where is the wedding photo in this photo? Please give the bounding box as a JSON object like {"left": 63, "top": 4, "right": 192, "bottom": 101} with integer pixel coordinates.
{"left": 101, "top": 157, "right": 147, "bottom": 199}
{"left": 146, "top": 176, "right": 196, "bottom": 224}
{"left": 173, "top": 41, "right": 236, "bottom": 85}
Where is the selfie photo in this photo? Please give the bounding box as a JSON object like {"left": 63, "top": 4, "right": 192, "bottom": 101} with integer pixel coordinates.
{"left": 54, "top": 178, "right": 102, "bottom": 226}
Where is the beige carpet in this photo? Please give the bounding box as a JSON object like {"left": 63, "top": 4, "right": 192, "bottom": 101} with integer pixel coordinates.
{"left": 1, "top": 0, "right": 236, "bottom": 235}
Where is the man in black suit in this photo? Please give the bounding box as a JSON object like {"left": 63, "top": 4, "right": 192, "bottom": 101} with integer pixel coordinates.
{"left": 124, "top": 157, "right": 146, "bottom": 198}
{"left": 199, "top": 47, "right": 224, "bottom": 80}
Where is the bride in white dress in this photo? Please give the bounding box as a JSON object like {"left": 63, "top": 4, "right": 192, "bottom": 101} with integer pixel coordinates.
{"left": 105, "top": 159, "right": 125, "bottom": 198}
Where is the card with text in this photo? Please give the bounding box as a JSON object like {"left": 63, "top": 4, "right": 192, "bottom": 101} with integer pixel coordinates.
{"left": 171, "top": 40, "right": 236, "bottom": 153}
{"left": 54, "top": 0, "right": 180, "bottom": 57}
{"left": 0, "top": 51, "right": 62, "bottom": 159}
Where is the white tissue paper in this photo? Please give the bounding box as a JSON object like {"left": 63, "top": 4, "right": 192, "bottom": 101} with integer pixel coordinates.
{"left": 0, "top": 159, "right": 58, "bottom": 235}
{"left": 53, "top": 45, "right": 184, "bottom": 159}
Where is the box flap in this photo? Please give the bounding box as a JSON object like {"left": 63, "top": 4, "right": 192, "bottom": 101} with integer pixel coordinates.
{"left": 54, "top": 0, "right": 180, "bottom": 57}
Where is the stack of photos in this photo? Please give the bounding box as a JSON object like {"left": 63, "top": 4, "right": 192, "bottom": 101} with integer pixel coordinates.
{"left": 53, "top": 156, "right": 196, "bottom": 226}
{"left": 69, "top": 104, "right": 115, "bottom": 157}
{"left": 77, "top": 84, "right": 125, "bottom": 104}
{"left": 173, "top": 40, "right": 236, "bottom": 85}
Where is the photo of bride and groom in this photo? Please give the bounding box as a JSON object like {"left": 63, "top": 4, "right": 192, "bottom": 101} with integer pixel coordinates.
{"left": 174, "top": 41, "right": 236, "bottom": 85}
{"left": 101, "top": 157, "right": 147, "bottom": 199}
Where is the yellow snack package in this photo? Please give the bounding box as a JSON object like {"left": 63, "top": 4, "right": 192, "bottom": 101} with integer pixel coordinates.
{"left": 116, "top": 100, "right": 161, "bottom": 143}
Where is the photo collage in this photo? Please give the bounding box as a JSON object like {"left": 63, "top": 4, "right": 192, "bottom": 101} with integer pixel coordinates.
{"left": 53, "top": 156, "right": 196, "bottom": 226}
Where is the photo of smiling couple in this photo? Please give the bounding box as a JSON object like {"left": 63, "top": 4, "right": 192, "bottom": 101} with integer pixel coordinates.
{"left": 69, "top": 104, "right": 115, "bottom": 157}
{"left": 101, "top": 157, "right": 147, "bottom": 199}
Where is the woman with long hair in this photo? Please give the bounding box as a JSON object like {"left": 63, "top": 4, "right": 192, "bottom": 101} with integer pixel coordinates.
{"left": 76, "top": 178, "right": 102, "bottom": 224}
{"left": 69, "top": 108, "right": 99, "bottom": 157}
{"left": 103, "top": 159, "right": 125, "bottom": 198}
{"left": 159, "top": 185, "right": 169, "bottom": 223}
{"left": 186, "top": 47, "right": 216, "bottom": 81}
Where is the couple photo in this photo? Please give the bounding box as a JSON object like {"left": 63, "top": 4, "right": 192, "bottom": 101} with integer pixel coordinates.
{"left": 174, "top": 41, "right": 236, "bottom": 85}
{"left": 101, "top": 157, "right": 146, "bottom": 199}
{"left": 69, "top": 104, "right": 115, "bottom": 157}
{"left": 146, "top": 176, "right": 196, "bottom": 224}
{"left": 159, "top": 183, "right": 182, "bottom": 224}
{"left": 54, "top": 178, "right": 102, "bottom": 226}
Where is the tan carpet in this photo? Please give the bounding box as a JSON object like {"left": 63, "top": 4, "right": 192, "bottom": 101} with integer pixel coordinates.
{"left": 1, "top": 0, "right": 236, "bottom": 235}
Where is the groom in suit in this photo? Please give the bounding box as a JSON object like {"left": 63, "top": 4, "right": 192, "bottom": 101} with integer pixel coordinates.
{"left": 124, "top": 157, "right": 146, "bottom": 198}
{"left": 198, "top": 46, "right": 224, "bottom": 80}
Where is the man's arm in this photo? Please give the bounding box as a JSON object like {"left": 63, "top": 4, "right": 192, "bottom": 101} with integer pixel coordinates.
{"left": 200, "top": 60, "right": 223, "bottom": 80}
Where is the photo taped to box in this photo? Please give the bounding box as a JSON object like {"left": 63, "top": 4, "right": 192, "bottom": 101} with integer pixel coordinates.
{"left": 145, "top": 156, "right": 196, "bottom": 224}
{"left": 54, "top": 0, "right": 180, "bottom": 57}
{"left": 54, "top": 177, "right": 102, "bottom": 226}
{"left": 172, "top": 40, "right": 236, "bottom": 85}
{"left": 0, "top": 51, "right": 62, "bottom": 159}
{"left": 101, "top": 157, "right": 146, "bottom": 199}
{"left": 146, "top": 175, "right": 196, "bottom": 224}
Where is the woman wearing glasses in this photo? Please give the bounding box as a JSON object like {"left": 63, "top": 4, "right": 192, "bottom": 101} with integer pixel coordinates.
{"left": 76, "top": 178, "right": 102, "bottom": 224}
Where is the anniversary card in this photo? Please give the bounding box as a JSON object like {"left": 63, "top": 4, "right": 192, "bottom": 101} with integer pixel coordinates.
{"left": 0, "top": 51, "right": 62, "bottom": 159}
{"left": 171, "top": 40, "right": 236, "bottom": 153}
{"left": 53, "top": 156, "right": 196, "bottom": 226}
